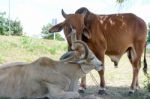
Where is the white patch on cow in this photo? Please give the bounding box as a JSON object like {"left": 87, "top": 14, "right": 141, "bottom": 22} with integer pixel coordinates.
{"left": 99, "top": 20, "right": 104, "bottom": 24}
{"left": 101, "top": 16, "right": 108, "bottom": 21}
{"left": 99, "top": 16, "right": 109, "bottom": 24}
{"left": 109, "top": 18, "right": 115, "bottom": 25}
{"left": 71, "top": 28, "right": 76, "bottom": 34}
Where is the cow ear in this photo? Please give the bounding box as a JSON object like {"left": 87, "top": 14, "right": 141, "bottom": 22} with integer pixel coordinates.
{"left": 83, "top": 14, "right": 93, "bottom": 39}
{"left": 83, "top": 28, "right": 91, "bottom": 39}
{"left": 84, "top": 14, "right": 93, "bottom": 29}
{"left": 49, "top": 22, "right": 64, "bottom": 33}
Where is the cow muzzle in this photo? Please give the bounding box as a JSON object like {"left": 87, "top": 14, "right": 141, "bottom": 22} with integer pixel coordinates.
{"left": 95, "top": 61, "right": 103, "bottom": 71}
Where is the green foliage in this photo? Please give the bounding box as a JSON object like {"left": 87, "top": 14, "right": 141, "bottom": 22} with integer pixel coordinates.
{"left": 116, "top": 0, "right": 125, "bottom": 4}
{"left": 41, "top": 23, "right": 64, "bottom": 41}
{"left": 0, "top": 12, "right": 23, "bottom": 36}
{"left": 41, "top": 23, "right": 54, "bottom": 39}
{"left": 147, "top": 23, "right": 150, "bottom": 43}
{"left": 144, "top": 77, "right": 150, "bottom": 92}
{"left": 20, "top": 36, "right": 35, "bottom": 51}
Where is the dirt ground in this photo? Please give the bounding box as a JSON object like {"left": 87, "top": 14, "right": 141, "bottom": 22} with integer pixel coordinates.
{"left": 80, "top": 86, "right": 150, "bottom": 99}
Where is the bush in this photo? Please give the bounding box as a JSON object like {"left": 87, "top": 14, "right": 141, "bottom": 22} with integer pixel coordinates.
{"left": 144, "top": 76, "right": 150, "bottom": 92}
{"left": 41, "top": 23, "right": 64, "bottom": 41}
{"left": 0, "top": 12, "right": 23, "bottom": 36}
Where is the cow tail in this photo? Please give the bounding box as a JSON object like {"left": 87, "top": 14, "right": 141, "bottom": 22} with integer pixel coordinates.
{"left": 143, "top": 43, "right": 148, "bottom": 76}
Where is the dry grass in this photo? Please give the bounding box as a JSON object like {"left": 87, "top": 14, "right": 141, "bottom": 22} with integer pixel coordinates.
{"left": 81, "top": 55, "right": 150, "bottom": 99}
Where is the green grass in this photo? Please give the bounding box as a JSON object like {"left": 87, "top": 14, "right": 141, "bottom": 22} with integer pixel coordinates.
{"left": 147, "top": 48, "right": 150, "bottom": 54}
{"left": 0, "top": 35, "right": 150, "bottom": 98}
{"left": 0, "top": 35, "right": 67, "bottom": 63}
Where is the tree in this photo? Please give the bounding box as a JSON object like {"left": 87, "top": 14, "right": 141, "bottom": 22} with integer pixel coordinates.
{"left": 147, "top": 23, "right": 150, "bottom": 43}
{"left": 41, "top": 23, "right": 64, "bottom": 41}
{"left": 0, "top": 12, "right": 23, "bottom": 36}
{"left": 8, "top": 19, "right": 23, "bottom": 36}
{"left": 0, "top": 12, "right": 6, "bottom": 35}
{"left": 116, "top": 0, "right": 126, "bottom": 4}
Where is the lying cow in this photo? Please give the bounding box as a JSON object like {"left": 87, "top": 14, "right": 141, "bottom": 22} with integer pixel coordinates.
{"left": 49, "top": 7, "right": 148, "bottom": 95}
{"left": 0, "top": 39, "right": 102, "bottom": 98}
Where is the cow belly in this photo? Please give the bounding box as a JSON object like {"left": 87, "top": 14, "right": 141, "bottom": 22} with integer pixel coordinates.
{"left": 106, "top": 47, "right": 127, "bottom": 67}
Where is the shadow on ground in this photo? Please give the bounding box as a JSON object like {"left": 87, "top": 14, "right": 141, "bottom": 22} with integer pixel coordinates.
{"left": 81, "top": 85, "right": 150, "bottom": 99}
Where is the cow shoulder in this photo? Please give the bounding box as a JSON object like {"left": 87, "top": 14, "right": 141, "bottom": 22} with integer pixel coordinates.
{"left": 33, "top": 57, "right": 57, "bottom": 68}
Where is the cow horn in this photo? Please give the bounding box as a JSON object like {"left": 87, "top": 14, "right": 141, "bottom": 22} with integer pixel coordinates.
{"left": 60, "top": 51, "right": 76, "bottom": 61}
{"left": 73, "top": 40, "right": 89, "bottom": 59}
{"left": 61, "top": 9, "right": 68, "bottom": 18}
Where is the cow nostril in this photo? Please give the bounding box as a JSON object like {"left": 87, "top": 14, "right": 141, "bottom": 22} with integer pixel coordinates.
{"left": 100, "top": 63, "right": 104, "bottom": 67}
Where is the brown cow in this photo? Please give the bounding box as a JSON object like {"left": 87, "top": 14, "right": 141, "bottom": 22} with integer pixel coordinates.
{"left": 49, "top": 7, "right": 148, "bottom": 95}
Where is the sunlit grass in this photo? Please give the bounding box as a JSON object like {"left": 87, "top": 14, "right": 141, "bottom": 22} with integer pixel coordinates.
{"left": 0, "top": 35, "right": 67, "bottom": 63}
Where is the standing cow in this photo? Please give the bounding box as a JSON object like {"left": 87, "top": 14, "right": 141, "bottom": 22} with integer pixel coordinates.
{"left": 49, "top": 7, "right": 148, "bottom": 95}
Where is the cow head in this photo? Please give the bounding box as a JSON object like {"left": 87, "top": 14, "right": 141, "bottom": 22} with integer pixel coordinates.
{"left": 60, "top": 30, "right": 102, "bottom": 71}
{"left": 72, "top": 40, "right": 103, "bottom": 71}
{"left": 49, "top": 8, "right": 92, "bottom": 51}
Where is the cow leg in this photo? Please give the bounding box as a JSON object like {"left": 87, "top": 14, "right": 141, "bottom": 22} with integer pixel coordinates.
{"left": 129, "top": 62, "right": 141, "bottom": 95}
{"left": 79, "top": 69, "right": 106, "bottom": 95}
{"left": 136, "top": 59, "right": 142, "bottom": 90}
{"left": 98, "top": 68, "right": 106, "bottom": 95}
{"left": 136, "top": 78, "right": 140, "bottom": 90}
{"left": 97, "top": 54, "right": 106, "bottom": 95}
{"left": 79, "top": 76, "right": 86, "bottom": 93}
{"left": 127, "top": 46, "right": 142, "bottom": 95}
{"left": 46, "top": 84, "right": 80, "bottom": 99}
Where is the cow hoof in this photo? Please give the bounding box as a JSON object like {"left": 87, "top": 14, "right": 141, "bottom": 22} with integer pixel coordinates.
{"left": 37, "top": 97, "right": 49, "bottom": 99}
{"left": 128, "top": 91, "right": 134, "bottom": 96}
{"left": 98, "top": 90, "right": 107, "bottom": 95}
{"left": 78, "top": 89, "right": 85, "bottom": 93}
{"left": 78, "top": 87, "right": 86, "bottom": 94}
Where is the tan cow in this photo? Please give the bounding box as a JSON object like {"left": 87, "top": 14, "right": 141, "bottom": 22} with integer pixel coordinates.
{"left": 0, "top": 38, "right": 102, "bottom": 98}
{"left": 49, "top": 7, "right": 148, "bottom": 95}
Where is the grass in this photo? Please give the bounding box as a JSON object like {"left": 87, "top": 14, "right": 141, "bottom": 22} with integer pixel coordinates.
{"left": 0, "top": 35, "right": 150, "bottom": 99}
{"left": 82, "top": 55, "right": 150, "bottom": 99}
{"left": 0, "top": 36, "right": 67, "bottom": 63}
{"left": 147, "top": 48, "right": 150, "bottom": 54}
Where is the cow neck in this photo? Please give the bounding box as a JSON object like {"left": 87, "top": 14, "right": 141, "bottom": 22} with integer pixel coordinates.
{"left": 79, "top": 64, "right": 92, "bottom": 74}
{"left": 66, "top": 62, "right": 92, "bottom": 74}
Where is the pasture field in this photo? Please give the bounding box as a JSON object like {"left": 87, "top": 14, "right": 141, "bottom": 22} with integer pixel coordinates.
{"left": 0, "top": 35, "right": 150, "bottom": 99}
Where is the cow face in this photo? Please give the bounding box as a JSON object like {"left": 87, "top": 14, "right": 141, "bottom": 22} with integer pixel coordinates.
{"left": 49, "top": 10, "right": 91, "bottom": 50}
{"left": 69, "top": 40, "right": 103, "bottom": 71}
